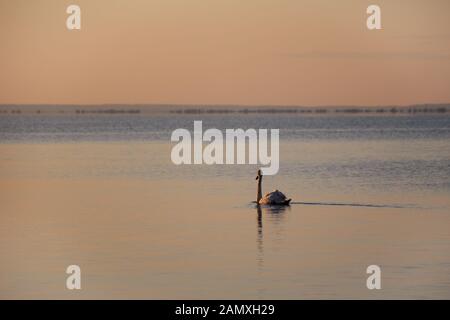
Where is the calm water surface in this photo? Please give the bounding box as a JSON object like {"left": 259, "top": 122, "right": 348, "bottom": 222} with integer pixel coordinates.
{"left": 0, "top": 113, "right": 449, "bottom": 298}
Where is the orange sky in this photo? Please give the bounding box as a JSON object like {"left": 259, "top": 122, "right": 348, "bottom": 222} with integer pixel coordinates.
{"left": 1, "top": 0, "right": 449, "bottom": 106}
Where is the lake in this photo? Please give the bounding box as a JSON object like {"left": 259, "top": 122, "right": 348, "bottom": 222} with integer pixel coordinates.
{"left": 0, "top": 112, "right": 449, "bottom": 299}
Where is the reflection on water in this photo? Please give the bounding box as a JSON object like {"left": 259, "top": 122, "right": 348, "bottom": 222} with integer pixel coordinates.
{"left": 255, "top": 204, "right": 290, "bottom": 270}
{"left": 256, "top": 206, "right": 263, "bottom": 270}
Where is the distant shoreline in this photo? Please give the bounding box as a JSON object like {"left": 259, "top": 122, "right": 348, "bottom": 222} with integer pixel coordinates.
{"left": 0, "top": 103, "right": 449, "bottom": 115}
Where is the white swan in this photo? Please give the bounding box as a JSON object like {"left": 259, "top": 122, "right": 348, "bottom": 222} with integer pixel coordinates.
{"left": 256, "top": 169, "right": 291, "bottom": 205}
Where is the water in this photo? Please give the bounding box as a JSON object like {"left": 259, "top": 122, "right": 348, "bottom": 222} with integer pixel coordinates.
{"left": 0, "top": 113, "right": 449, "bottom": 299}
{"left": 1, "top": 113, "right": 449, "bottom": 142}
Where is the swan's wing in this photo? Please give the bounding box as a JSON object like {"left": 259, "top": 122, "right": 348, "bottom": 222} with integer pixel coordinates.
{"left": 274, "top": 190, "right": 287, "bottom": 199}
{"left": 273, "top": 190, "right": 287, "bottom": 200}
{"left": 264, "top": 190, "right": 287, "bottom": 203}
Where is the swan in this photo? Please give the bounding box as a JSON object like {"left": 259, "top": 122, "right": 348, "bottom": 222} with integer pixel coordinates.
{"left": 256, "top": 169, "right": 291, "bottom": 205}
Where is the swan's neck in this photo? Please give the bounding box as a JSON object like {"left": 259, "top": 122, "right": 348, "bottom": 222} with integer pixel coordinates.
{"left": 257, "top": 176, "right": 262, "bottom": 203}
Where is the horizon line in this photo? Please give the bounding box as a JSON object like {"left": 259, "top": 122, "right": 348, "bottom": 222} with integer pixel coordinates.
{"left": 1, "top": 103, "right": 450, "bottom": 108}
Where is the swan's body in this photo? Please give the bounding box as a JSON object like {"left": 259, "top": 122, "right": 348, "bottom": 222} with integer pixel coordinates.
{"left": 256, "top": 169, "right": 291, "bottom": 205}
{"left": 259, "top": 189, "right": 291, "bottom": 205}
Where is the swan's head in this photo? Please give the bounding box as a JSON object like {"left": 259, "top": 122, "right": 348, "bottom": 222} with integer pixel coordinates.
{"left": 255, "top": 169, "right": 262, "bottom": 180}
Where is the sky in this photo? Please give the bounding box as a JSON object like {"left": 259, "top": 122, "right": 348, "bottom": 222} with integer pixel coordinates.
{"left": 1, "top": 0, "right": 450, "bottom": 106}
